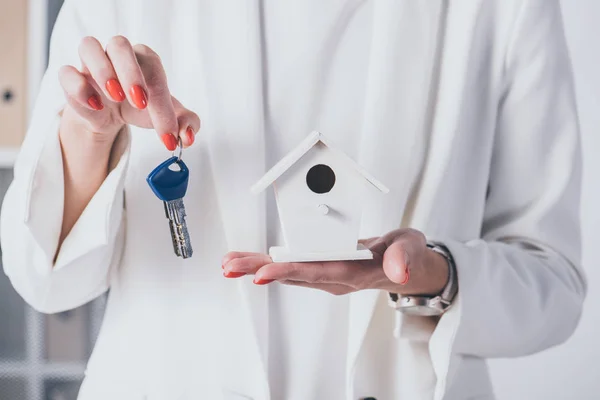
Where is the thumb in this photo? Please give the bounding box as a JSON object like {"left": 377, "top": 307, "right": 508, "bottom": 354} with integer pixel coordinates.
{"left": 382, "top": 236, "right": 417, "bottom": 285}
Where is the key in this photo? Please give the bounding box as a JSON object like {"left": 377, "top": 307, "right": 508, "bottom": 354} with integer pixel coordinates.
{"left": 146, "top": 154, "right": 193, "bottom": 259}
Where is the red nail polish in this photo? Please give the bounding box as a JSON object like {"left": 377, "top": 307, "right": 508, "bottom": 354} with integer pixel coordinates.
{"left": 106, "top": 79, "right": 125, "bottom": 102}
{"left": 185, "top": 127, "right": 195, "bottom": 146}
{"left": 224, "top": 271, "right": 246, "bottom": 278}
{"left": 399, "top": 267, "right": 410, "bottom": 285}
{"left": 253, "top": 278, "right": 274, "bottom": 285}
{"left": 161, "top": 133, "right": 177, "bottom": 151}
{"left": 87, "top": 95, "right": 104, "bottom": 111}
{"left": 130, "top": 85, "right": 148, "bottom": 109}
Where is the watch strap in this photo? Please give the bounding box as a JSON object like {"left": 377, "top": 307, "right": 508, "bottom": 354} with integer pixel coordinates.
{"left": 388, "top": 241, "right": 458, "bottom": 315}
{"left": 426, "top": 242, "right": 458, "bottom": 305}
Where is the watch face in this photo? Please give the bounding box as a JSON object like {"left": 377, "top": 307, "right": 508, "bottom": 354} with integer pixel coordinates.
{"left": 400, "top": 305, "right": 443, "bottom": 317}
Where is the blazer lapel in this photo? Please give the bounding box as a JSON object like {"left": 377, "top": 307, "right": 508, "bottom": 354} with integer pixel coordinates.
{"left": 347, "top": 0, "right": 446, "bottom": 382}
{"left": 410, "top": 1, "right": 483, "bottom": 236}
{"left": 194, "top": 0, "right": 270, "bottom": 391}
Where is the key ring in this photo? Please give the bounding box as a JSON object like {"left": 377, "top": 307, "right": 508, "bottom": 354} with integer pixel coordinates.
{"left": 171, "top": 136, "right": 183, "bottom": 162}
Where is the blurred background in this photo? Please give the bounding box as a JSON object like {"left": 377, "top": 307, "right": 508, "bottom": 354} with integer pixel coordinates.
{"left": 0, "top": 1, "right": 598, "bottom": 399}
{"left": 0, "top": 3, "right": 107, "bottom": 400}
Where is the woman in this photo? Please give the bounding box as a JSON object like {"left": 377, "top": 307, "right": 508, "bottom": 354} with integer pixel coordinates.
{"left": 0, "top": 0, "right": 586, "bottom": 399}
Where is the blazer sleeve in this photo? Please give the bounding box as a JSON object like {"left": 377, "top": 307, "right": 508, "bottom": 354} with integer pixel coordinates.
{"left": 0, "top": 0, "right": 130, "bottom": 314}
{"left": 428, "top": 0, "right": 585, "bottom": 369}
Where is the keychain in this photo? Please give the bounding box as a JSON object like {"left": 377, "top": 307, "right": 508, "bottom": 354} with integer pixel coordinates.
{"left": 146, "top": 138, "right": 193, "bottom": 259}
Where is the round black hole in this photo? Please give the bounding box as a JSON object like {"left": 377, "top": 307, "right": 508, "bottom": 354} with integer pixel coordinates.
{"left": 306, "top": 164, "right": 336, "bottom": 194}
{"left": 2, "top": 89, "right": 14, "bottom": 103}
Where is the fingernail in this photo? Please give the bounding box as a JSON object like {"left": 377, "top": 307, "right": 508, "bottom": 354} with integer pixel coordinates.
{"left": 105, "top": 79, "right": 125, "bottom": 102}
{"left": 253, "top": 278, "right": 274, "bottom": 285}
{"left": 396, "top": 251, "right": 410, "bottom": 285}
{"left": 161, "top": 133, "right": 177, "bottom": 151}
{"left": 185, "top": 127, "right": 195, "bottom": 146}
{"left": 130, "top": 85, "right": 148, "bottom": 109}
{"left": 224, "top": 271, "right": 246, "bottom": 278}
{"left": 87, "top": 95, "right": 104, "bottom": 111}
{"left": 399, "top": 266, "right": 410, "bottom": 285}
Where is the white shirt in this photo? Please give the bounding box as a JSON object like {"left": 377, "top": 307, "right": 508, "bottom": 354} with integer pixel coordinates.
{"left": 263, "top": 1, "right": 374, "bottom": 399}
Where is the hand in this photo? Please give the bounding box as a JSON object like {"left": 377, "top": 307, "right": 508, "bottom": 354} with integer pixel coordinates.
{"left": 222, "top": 229, "right": 449, "bottom": 296}
{"left": 58, "top": 35, "right": 200, "bottom": 149}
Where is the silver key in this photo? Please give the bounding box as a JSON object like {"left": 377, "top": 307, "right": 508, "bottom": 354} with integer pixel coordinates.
{"left": 164, "top": 198, "right": 193, "bottom": 259}
{"left": 147, "top": 140, "right": 193, "bottom": 259}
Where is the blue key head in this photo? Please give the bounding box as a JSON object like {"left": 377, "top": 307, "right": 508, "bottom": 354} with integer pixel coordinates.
{"left": 146, "top": 156, "right": 189, "bottom": 201}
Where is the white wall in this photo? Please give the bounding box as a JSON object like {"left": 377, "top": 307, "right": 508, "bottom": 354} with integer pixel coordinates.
{"left": 489, "top": 2, "right": 600, "bottom": 399}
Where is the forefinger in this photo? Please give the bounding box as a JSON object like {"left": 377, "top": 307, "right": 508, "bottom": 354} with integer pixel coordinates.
{"left": 133, "top": 44, "right": 179, "bottom": 150}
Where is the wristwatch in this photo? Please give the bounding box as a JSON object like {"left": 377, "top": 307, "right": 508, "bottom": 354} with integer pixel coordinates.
{"left": 388, "top": 242, "right": 458, "bottom": 316}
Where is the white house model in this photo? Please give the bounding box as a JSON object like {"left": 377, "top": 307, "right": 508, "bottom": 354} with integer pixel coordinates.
{"left": 251, "top": 131, "right": 389, "bottom": 262}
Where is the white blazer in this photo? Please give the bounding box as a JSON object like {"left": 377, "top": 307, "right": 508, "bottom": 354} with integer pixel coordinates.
{"left": 1, "top": 0, "right": 586, "bottom": 399}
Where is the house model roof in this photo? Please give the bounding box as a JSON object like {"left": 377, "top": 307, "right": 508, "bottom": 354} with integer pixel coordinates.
{"left": 251, "top": 131, "right": 390, "bottom": 194}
